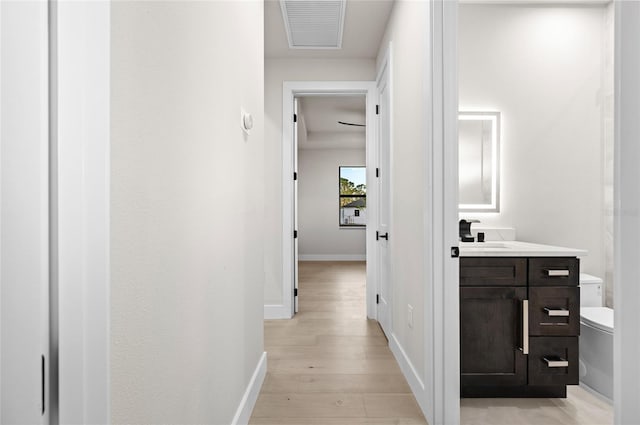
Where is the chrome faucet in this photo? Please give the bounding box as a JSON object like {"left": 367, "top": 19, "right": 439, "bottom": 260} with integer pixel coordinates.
{"left": 459, "top": 219, "right": 480, "bottom": 242}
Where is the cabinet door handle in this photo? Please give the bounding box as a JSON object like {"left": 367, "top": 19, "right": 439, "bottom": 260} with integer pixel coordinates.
{"left": 521, "top": 300, "right": 529, "bottom": 355}
{"left": 544, "top": 357, "right": 569, "bottom": 368}
{"left": 546, "top": 269, "right": 570, "bottom": 277}
{"left": 544, "top": 307, "right": 570, "bottom": 317}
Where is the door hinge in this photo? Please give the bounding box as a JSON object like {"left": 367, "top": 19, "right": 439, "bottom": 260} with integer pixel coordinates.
{"left": 451, "top": 246, "right": 460, "bottom": 258}
{"left": 294, "top": 230, "right": 298, "bottom": 239}
{"left": 294, "top": 288, "right": 298, "bottom": 297}
{"left": 375, "top": 104, "right": 379, "bottom": 115}
{"left": 376, "top": 294, "right": 380, "bottom": 304}
{"left": 375, "top": 168, "right": 379, "bottom": 178}
{"left": 377, "top": 232, "right": 388, "bottom": 241}
{"left": 293, "top": 113, "right": 297, "bottom": 123}
{"left": 294, "top": 172, "right": 298, "bottom": 181}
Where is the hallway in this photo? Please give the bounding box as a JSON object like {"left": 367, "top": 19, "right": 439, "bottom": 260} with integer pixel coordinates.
{"left": 250, "top": 261, "right": 428, "bottom": 424}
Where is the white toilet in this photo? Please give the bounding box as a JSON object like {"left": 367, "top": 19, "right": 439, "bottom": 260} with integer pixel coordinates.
{"left": 579, "top": 273, "right": 613, "bottom": 401}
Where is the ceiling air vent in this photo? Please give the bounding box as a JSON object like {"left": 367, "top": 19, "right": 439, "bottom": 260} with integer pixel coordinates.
{"left": 280, "top": 0, "right": 346, "bottom": 49}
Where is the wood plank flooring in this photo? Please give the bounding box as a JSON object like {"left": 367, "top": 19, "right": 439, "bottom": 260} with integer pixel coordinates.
{"left": 250, "top": 261, "right": 428, "bottom": 425}
{"left": 251, "top": 260, "right": 614, "bottom": 425}
{"left": 461, "top": 386, "right": 613, "bottom": 425}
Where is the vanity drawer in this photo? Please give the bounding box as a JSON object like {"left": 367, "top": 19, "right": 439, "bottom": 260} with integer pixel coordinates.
{"left": 460, "top": 258, "right": 527, "bottom": 287}
{"left": 528, "top": 258, "right": 579, "bottom": 287}
{"left": 529, "top": 287, "right": 580, "bottom": 336}
{"left": 528, "top": 337, "right": 579, "bottom": 386}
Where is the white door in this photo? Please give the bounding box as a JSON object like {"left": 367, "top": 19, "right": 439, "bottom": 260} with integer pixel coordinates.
{"left": 1, "top": 0, "right": 51, "bottom": 423}
{"left": 376, "top": 65, "right": 392, "bottom": 337}
{"left": 293, "top": 98, "right": 299, "bottom": 314}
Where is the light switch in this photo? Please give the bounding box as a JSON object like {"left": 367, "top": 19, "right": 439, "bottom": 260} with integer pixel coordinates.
{"left": 241, "top": 107, "right": 253, "bottom": 134}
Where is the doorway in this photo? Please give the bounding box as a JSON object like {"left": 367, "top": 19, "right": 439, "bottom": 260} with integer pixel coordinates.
{"left": 456, "top": 3, "right": 614, "bottom": 424}
{"left": 280, "top": 81, "right": 388, "bottom": 326}
{"left": 294, "top": 94, "right": 368, "bottom": 317}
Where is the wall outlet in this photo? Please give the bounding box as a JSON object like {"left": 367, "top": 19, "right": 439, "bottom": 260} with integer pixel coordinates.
{"left": 408, "top": 304, "right": 414, "bottom": 329}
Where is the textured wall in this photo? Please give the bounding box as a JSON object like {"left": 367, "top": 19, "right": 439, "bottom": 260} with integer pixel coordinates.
{"left": 111, "top": 2, "right": 264, "bottom": 423}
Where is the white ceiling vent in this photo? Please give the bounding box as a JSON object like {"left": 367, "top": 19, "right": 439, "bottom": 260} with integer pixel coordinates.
{"left": 280, "top": 0, "right": 346, "bottom": 49}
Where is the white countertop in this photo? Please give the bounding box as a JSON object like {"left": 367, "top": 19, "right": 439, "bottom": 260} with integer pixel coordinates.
{"left": 459, "top": 240, "right": 587, "bottom": 257}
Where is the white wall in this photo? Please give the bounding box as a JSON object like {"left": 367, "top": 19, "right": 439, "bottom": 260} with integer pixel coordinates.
{"left": 111, "top": 2, "right": 264, "bottom": 423}
{"left": 459, "top": 5, "right": 611, "bottom": 293}
{"left": 298, "top": 148, "right": 366, "bottom": 259}
{"left": 375, "top": 0, "right": 430, "bottom": 417}
{"left": 264, "top": 58, "right": 375, "bottom": 304}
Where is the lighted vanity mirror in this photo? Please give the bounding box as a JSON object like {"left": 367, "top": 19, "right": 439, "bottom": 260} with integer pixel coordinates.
{"left": 459, "top": 111, "right": 500, "bottom": 212}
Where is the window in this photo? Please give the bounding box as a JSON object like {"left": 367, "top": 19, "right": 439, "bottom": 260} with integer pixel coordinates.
{"left": 339, "top": 166, "right": 366, "bottom": 227}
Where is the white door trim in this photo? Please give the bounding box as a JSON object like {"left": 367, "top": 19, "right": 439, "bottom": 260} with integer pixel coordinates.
{"left": 614, "top": 2, "right": 640, "bottom": 423}
{"left": 293, "top": 97, "right": 299, "bottom": 314}
{"left": 281, "top": 81, "right": 378, "bottom": 319}
{"left": 429, "top": 1, "right": 460, "bottom": 424}
{"left": 54, "top": 2, "right": 110, "bottom": 422}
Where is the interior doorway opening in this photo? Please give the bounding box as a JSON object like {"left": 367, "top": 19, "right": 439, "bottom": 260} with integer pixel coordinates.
{"left": 293, "top": 94, "right": 368, "bottom": 318}
{"left": 280, "top": 81, "right": 381, "bottom": 323}
{"left": 457, "top": 3, "right": 614, "bottom": 424}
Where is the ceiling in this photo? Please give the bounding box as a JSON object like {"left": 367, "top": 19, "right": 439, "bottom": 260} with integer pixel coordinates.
{"left": 298, "top": 95, "right": 366, "bottom": 150}
{"left": 265, "top": 0, "right": 395, "bottom": 59}
{"left": 273, "top": 0, "right": 607, "bottom": 149}
{"left": 266, "top": 1, "right": 385, "bottom": 149}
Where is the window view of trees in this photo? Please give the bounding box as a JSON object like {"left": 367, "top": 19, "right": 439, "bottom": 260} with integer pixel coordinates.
{"left": 339, "top": 167, "right": 366, "bottom": 227}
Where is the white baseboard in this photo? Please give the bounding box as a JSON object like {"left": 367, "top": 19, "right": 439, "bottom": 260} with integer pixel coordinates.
{"left": 298, "top": 254, "right": 366, "bottom": 261}
{"left": 389, "top": 333, "right": 429, "bottom": 417}
{"left": 264, "top": 304, "right": 291, "bottom": 320}
{"left": 579, "top": 381, "right": 613, "bottom": 405}
{"left": 231, "top": 351, "right": 267, "bottom": 425}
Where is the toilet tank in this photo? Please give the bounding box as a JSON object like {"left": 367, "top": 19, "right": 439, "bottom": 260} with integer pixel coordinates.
{"left": 580, "top": 273, "right": 603, "bottom": 307}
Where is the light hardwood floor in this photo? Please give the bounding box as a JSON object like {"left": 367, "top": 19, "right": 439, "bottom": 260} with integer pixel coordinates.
{"left": 461, "top": 385, "right": 613, "bottom": 425}
{"left": 251, "top": 261, "right": 614, "bottom": 425}
{"left": 250, "top": 261, "right": 428, "bottom": 425}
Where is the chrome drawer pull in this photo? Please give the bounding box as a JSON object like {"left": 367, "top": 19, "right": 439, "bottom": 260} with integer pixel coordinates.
{"left": 544, "top": 307, "right": 570, "bottom": 317}
{"left": 521, "top": 300, "right": 529, "bottom": 355}
{"left": 544, "top": 357, "right": 569, "bottom": 368}
{"left": 546, "top": 269, "right": 570, "bottom": 277}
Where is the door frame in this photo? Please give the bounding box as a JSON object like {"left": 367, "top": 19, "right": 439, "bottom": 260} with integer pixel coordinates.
{"left": 445, "top": 1, "right": 640, "bottom": 424}
{"left": 433, "top": 0, "right": 460, "bottom": 423}
{"left": 280, "top": 81, "right": 379, "bottom": 319}
{"left": 0, "top": 2, "right": 110, "bottom": 422}
{"left": 614, "top": 2, "right": 640, "bottom": 423}
{"left": 53, "top": 1, "right": 110, "bottom": 422}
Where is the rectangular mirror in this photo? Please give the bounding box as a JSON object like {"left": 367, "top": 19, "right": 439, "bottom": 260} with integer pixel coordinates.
{"left": 459, "top": 111, "right": 500, "bottom": 212}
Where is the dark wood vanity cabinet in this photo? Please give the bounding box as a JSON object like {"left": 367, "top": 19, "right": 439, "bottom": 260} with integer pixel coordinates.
{"left": 460, "top": 286, "right": 528, "bottom": 387}
{"left": 460, "top": 257, "right": 580, "bottom": 398}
